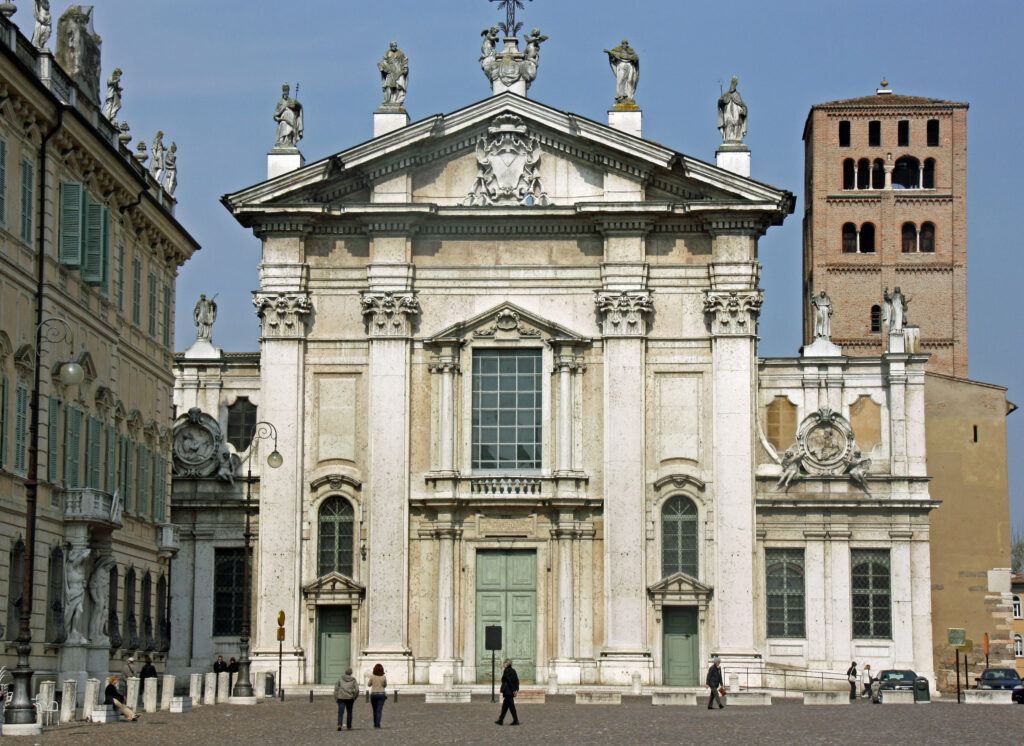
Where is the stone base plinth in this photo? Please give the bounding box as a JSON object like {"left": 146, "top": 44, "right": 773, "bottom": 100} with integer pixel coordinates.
{"left": 516, "top": 689, "right": 545, "bottom": 704}
{"left": 596, "top": 653, "right": 652, "bottom": 685}
{"left": 357, "top": 652, "right": 413, "bottom": 685}
{"left": 964, "top": 689, "right": 1012, "bottom": 704}
{"left": 715, "top": 144, "right": 750, "bottom": 177}
{"left": 607, "top": 109, "right": 642, "bottom": 138}
{"left": 426, "top": 658, "right": 462, "bottom": 685}
{"left": 727, "top": 691, "right": 772, "bottom": 706}
{"left": 576, "top": 690, "right": 622, "bottom": 704}
{"left": 803, "top": 691, "right": 849, "bottom": 705}
{"left": 91, "top": 705, "right": 120, "bottom": 723}
{"left": 2, "top": 723, "right": 44, "bottom": 736}
{"left": 374, "top": 110, "right": 410, "bottom": 137}
{"left": 881, "top": 690, "right": 915, "bottom": 704}
{"left": 226, "top": 695, "right": 260, "bottom": 705}
{"left": 651, "top": 691, "right": 697, "bottom": 705}
{"left": 550, "top": 658, "right": 581, "bottom": 685}
{"left": 802, "top": 337, "right": 843, "bottom": 357}
{"left": 170, "top": 696, "right": 193, "bottom": 713}
{"left": 425, "top": 690, "right": 471, "bottom": 704}
{"left": 267, "top": 148, "right": 304, "bottom": 179}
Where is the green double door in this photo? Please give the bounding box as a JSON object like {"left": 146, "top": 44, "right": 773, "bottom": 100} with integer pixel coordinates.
{"left": 662, "top": 606, "right": 699, "bottom": 686}
{"left": 475, "top": 550, "right": 537, "bottom": 683}
{"left": 316, "top": 606, "right": 352, "bottom": 684}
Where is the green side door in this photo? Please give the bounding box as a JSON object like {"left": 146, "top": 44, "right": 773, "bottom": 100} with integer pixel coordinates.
{"left": 317, "top": 606, "right": 352, "bottom": 684}
{"left": 662, "top": 606, "right": 699, "bottom": 686}
{"left": 476, "top": 550, "right": 536, "bottom": 683}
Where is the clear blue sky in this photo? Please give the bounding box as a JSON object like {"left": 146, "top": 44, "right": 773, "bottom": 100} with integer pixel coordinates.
{"left": 18, "top": 1, "right": 1021, "bottom": 522}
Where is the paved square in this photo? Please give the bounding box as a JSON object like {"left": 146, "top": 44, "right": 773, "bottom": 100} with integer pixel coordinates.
{"left": 23, "top": 695, "right": 1018, "bottom": 745}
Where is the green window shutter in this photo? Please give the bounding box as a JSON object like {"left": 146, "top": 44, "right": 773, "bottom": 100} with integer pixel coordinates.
{"left": 105, "top": 425, "right": 116, "bottom": 492}
{"left": 47, "top": 397, "right": 59, "bottom": 483}
{"left": 87, "top": 417, "right": 102, "bottom": 488}
{"left": 82, "top": 200, "right": 104, "bottom": 284}
{"left": 132, "top": 258, "right": 141, "bottom": 324}
{"left": 13, "top": 385, "right": 28, "bottom": 474}
{"left": 116, "top": 245, "right": 125, "bottom": 312}
{"left": 0, "top": 138, "right": 7, "bottom": 226}
{"left": 0, "top": 376, "right": 7, "bottom": 467}
{"left": 100, "top": 207, "right": 110, "bottom": 294}
{"left": 137, "top": 444, "right": 149, "bottom": 517}
{"left": 151, "top": 452, "right": 162, "bottom": 523}
{"left": 59, "top": 182, "right": 84, "bottom": 267}
{"left": 68, "top": 408, "right": 82, "bottom": 488}
{"left": 125, "top": 439, "right": 134, "bottom": 512}
{"left": 147, "top": 272, "right": 157, "bottom": 337}
{"left": 20, "top": 159, "right": 33, "bottom": 244}
{"left": 161, "top": 284, "right": 172, "bottom": 347}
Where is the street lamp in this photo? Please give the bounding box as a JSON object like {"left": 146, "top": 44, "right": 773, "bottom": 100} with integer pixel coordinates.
{"left": 5, "top": 318, "right": 83, "bottom": 728}
{"left": 232, "top": 421, "right": 281, "bottom": 699}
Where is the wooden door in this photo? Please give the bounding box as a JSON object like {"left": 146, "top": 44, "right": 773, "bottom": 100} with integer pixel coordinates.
{"left": 476, "top": 550, "right": 536, "bottom": 683}
{"left": 662, "top": 606, "right": 699, "bottom": 686}
{"left": 316, "top": 606, "right": 351, "bottom": 684}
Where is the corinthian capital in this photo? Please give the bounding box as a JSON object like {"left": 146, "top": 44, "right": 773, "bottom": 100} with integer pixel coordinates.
{"left": 703, "top": 290, "right": 763, "bottom": 336}
{"left": 252, "top": 293, "right": 312, "bottom": 338}
{"left": 361, "top": 291, "right": 420, "bottom": 337}
{"left": 595, "top": 290, "right": 653, "bottom": 336}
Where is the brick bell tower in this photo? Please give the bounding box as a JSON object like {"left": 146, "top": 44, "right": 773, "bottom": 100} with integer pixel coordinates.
{"left": 801, "top": 81, "right": 968, "bottom": 376}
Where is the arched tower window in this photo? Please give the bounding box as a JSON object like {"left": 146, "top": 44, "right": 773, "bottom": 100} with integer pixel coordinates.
{"left": 920, "top": 222, "right": 935, "bottom": 253}
{"left": 661, "top": 496, "right": 698, "bottom": 578}
{"left": 842, "top": 159, "right": 855, "bottom": 190}
{"left": 870, "top": 305, "right": 882, "bottom": 332}
{"left": 1013, "top": 594, "right": 1021, "bottom": 619}
{"left": 859, "top": 223, "right": 876, "bottom": 253}
{"left": 856, "top": 158, "right": 870, "bottom": 189}
{"left": 842, "top": 223, "right": 857, "bottom": 253}
{"left": 871, "top": 158, "right": 885, "bottom": 189}
{"left": 901, "top": 222, "right": 918, "bottom": 253}
{"left": 922, "top": 158, "right": 935, "bottom": 189}
{"left": 1015, "top": 633, "right": 1023, "bottom": 658}
{"left": 227, "top": 398, "right": 258, "bottom": 452}
{"left": 46, "top": 545, "right": 66, "bottom": 644}
{"left": 318, "top": 497, "right": 355, "bottom": 577}
{"left": 892, "top": 156, "right": 921, "bottom": 189}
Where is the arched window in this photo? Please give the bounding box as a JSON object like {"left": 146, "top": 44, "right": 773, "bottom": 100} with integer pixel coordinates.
{"left": 661, "top": 496, "right": 698, "bottom": 578}
{"left": 1015, "top": 633, "right": 1023, "bottom": 658}
{"left": 870, "top": 305, "right": 882, "bottom": 332}
{"left": 920, "top": 222, "right": 935, "bottom": 253}
{"left": 859, "top": 223, "right": 876, "bottom": 253}
{"left": 901, "top": 222, "right": 917, "bottom": 253}
{"left": 141, "top": 572, "right": 153, "bottom": 651}
{"left": 124, "top": 567, "right": 139, "bottom": 649}
{"left": 871, "top": 159, "right": 885, "bottom": 189}
{"left": 842, "top": 223, "right": 857, "bottom": 253}
{"left": 227, "top": 398, "right": 258, "bottom": 452}
{"left": 842, "top": 159, "right": 855, "bottom": 190}
{"left": 156, "top": 575, "right": 169, "bottom": 652}
{"left": 856, "top": 158, "right": 870, "bottom": 189}
{"left": 6, "top": 538, "right": 25, "bottom": 639}
{"left": 46, "top": 545, "right": 66, "bottom": 644}
{"left": 922, "top": 158, "right": 935, "bottom": 189}
{"left": 1013, "top": 594, "right": 1022, "bottom": 619}
{"left": 892, "top": 156, "right": 920, "bottom": 189}
{"left": 318, "top": 497, "right": 355, "bottom": 577}
{"left": 108, "top": 564, "right": 122, "bottom": 649}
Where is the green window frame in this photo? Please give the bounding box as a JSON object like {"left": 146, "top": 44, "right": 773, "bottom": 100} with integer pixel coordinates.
{"left": 86, "top": 416, "right": 102, "bottom": 488}
{"left": 151, "top": 452, "right": 164, "bottom": 523}
{"left": 0, "top": 137, "right": 7, "bottom": 227}
{"left": 161, "top": 283, "right": 172, "bottom": 347}
{"left": 104, "top": 424, "right": 116, "bottom": 493}
{"left": 64, "top": 406, "right": 82, "bottom": 489}
{"left": 317, "top": 497, "right": 354, "bottom": 577}
{"left": 82, "top": 200, "right": 109, "bottom": 291}
{"left": 147, "top": 272, "right": 157, "bottom": 337}
{"left": 137, "top": 444, "right": 150, "bottom": 517}
{"left": 20, "top": 159, "right": 33, "bottom": 245}
{"left": 213, "top": 548, "right": 245, "bottom": 636}
{"left": 116, "top": 245, "right": 125, "bottom": 313}
{"left": 132, "top": 257, "right": 142, "bottom": 325}
{"left": 765, "top": 548, "right": 806, "bottom": 638}
{"left": 661, "top": 495, "right": 698, "bottom": 577}
{"left": 58, "top": 182, "right": 84, "bottom": 267}
{"left": 851, "top": 549, "right": 892, "bottom": 639}
{"left": 471, "top": 348, "right": 542, "bottom": 471}
{"left": 121, "top": 437, "right": 134, "bottom": 513}
{"left": 47, "top": 397, "right": 60, "bottom": 484}
{"left": 13, "top": 384, "right": 28, "bottom": 475}
{"left": 0, "top": 376, "right": 7, "bottom": 468}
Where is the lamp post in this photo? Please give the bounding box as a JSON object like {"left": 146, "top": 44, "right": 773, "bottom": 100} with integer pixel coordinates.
{"left": 232, "top": 421, "right": 281, "bottom": 699}
{"left": 5, "top": 318, "right": 84, "bottom": 727}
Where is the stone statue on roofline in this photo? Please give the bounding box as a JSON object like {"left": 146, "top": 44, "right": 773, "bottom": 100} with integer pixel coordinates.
{"left": 103, "top": 67, "right": 122, "bottom": 123}
{"left": 883, "top": 286, "right": 909, "bottom": 332}
{"left": 378, "top": 41, "right": 408, "bottom": 110}
{"left": 810, "top": 290, "right": 833, "bottom": 340}
{"left": 56, "top": 5, "right": 102, "bottom": 104}
{"left": 717, "top": 76, "right": 747, "bottom": 144}
{"left": 163, "top": 143, "right": 177, "bottom": 195}
{"left": 273, "top": 83, "right": 304, "bottom": 148}
{"left": 604, "top": 40, "right": 639, "bottom": 108}
{"left": 150, "top": 130, "right": 165, "bottom": 181}
{"left": 32, "top": 0, "right": 52, "bottom": 50}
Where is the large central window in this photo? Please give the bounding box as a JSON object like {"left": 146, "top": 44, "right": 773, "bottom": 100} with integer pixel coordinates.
{"left": 472, "top": 349, "right": 542, "bottom": 471}
{"left": 661, "top": 496, "right": 698, "bottom": 577}
{"left": 851, "top": 549, "right": 891, "bottom": 639}
{"left": 766, "top": 548, "right": 805, "bottom": 638}
{"left": 213, "top": 548, "right": 245, "bottom": 636}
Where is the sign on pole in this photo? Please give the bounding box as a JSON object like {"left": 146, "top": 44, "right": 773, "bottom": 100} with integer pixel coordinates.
{"left": 948, "top": 628, "right": 966, "bottom": 646}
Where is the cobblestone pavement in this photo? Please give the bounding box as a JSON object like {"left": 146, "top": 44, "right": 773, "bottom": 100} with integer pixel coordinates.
{"left": 24, "top": 695, "right": 1019, "bottom": 745}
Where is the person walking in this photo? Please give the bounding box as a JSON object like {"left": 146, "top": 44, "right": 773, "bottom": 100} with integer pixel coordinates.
{"left": 368, "top": 664, "right": 387, "bottom": 729}
{"left": 495, "top": 658, "right": 520, "bottom": 726}
{"left": 334, "top": 667, "right": 359, "bottom": 731}
{"left": 846, "top": 661, "right": 858, "bottom": 700}
{"left": 105, "top": 676, "right": 139, "bottom": 721}
{"left": 705, "top": 656, "right": 725, "bottom": 710}
{"left": 861, "top": 664, "right": 873, "bottom": 699}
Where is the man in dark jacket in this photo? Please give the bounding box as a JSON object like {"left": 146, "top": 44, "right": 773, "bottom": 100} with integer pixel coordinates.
{"left": 706, "top": 656, "right": 724, "bottom": 710}
{"left": 140, "top": 656, "right": 158, "bottom": 680}
{"left": 213, "top": 655, "right": 228, "bottom": 674}
{"left": 495, "top": 658, "right": 520, "bottom": 726}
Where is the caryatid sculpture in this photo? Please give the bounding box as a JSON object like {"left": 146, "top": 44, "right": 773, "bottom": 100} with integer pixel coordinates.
{"left": 377, "top": 41, "right": 408, "bottom": 109}
{"left": 87, "top": 554, "right": 115, "bottom": 644}
{"left": 103, "top": 67, "right": 122, "bottom": 123}
{"left": 273, "top": 83, "right": 304, "bottom": 148}
{"left": 64, "top": 546, "right": 92, "bottom": 644}
{"left": 810, "top": 290, "right": 833, "bottom": 340}
{"left": 193, "top": 293, "right": 217, "bottom": 342}
{"left": 604, "top": 40, "right": 639, "bottom": 107}
{"left": 32, "top": 0, "right": 52, "bottom": 50}
{"left": 717, "top": 76, "right": 748, "bottom": 143}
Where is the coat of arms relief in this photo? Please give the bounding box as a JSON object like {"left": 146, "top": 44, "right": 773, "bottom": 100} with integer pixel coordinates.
{"left": 464, "top": 114, "right": 549, "bottom": 206}
{"left": 776, "top": 406, "right": 872, "bottom": 493}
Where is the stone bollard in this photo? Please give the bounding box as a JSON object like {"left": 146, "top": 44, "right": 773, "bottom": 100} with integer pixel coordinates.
{"left": 546, "top": 671, "right": 558, "bottom": 695}
{"left": 217, "top": 671, "right": 230, "bottom": 703}
{"left": 203, "top": 672, "right": 217, "bottom": 705}
{"left": 729, "top": 673, "right": 739, "bottom": 690}
{"left": 253, "top": 671, "right": 267, "bottom": 699}
{"left": 443, "top": 672, "right": 453, "bottom": 690}
{"left": 190, "top": 673, "right": 203, "bottom": 705}
{"left": 160, "top": 674, "right": 176, "bottom": 710}
{"left": 631, "top": 672, "right": 642, "bottom": 695}
{"left": 143, "top": 676, "right": 159, "bottom": 713}
{"left": 125, "top": 676, "right": 141, "bottom": 711}
{"left": 83, "top": 678, "right": 102, "bottom": 715}
{"left": 60, "top": 680, "right": 78, "bottom": 723}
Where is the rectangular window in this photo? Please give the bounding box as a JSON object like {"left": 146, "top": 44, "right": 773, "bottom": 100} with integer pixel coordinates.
{"left": 867, "top": 120, "right": 881, "bottom": 147}
{"left": 897, "top": 120, "right": 909, "bottom": 147}
{"left": 838, "top": 120, "right": 850, "bottom": 147}
{"left": 927, "top": 119, "right": 940, "bottom": 146}
{"left": 58, "top": 181, "right": 84, "bottom": 267}
{"left": 86, "top": 416, "right": 102, "bottom": 488}
{"left": 82, "top": 201, "right": 110, "bottom": 293}
{"left": 121, "top": 437, "right": 134, "bottom": 513}
{"left": 64, "top": 406, "right": 82, "bottom": 488}
{"left": 137, "top": 444, "right": 150, "bottom": 517}
{"left": 151, "top": 452, "right": 162, "bottom": 523}
{"left": 0, "top": 376, "right": 7, "bottom": 468}
{"left": 766, "top": 548, "right": 806, "bottom": 638}
{"left": 0, "top": 138, "right": 6, "bottom": 227}
{"left": 116, "top": 245, "right": 125, "bottom": 313}
{"left": 20, "top": 159, "right": 33, "bottom": 245}
{"left": 132, "top": 257, "right": 142, "bottom": 325}
{"left": 213, "top": 548, "right": 245, "bottom": 636}
{"left": 161, "top": 283, "right": 172, "bottom": 347}
{"left": 13, "top": 384, "right": 28, "bottom": 475}
{"left": 47, "top": 397, "right": 60, "bottom": 483}
{"left": 147, "top": 271, "right": 157, "bottom": 337}
{"left": 471, "top": 349, "right": 542, "bottom": 471}
{"left": 104, "top": 424, "right": 116, "bottom": 492}
{"left": 851, "top": 549, "right": 892, "bottom": 639}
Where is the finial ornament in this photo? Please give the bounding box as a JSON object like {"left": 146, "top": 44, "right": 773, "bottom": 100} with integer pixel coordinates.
{"left": 489, "top": 0, "right": 533, "bottom": 36}
{"left": 880, "top": 77, "right": 888, "bottom": 88}
{"left": 480, "top": 1, "right": 545, "bottom": 95}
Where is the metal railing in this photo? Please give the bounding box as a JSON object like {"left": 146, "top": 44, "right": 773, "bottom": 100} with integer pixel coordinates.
{"left": 727, "top": 665, "right": 854, "bottom": 695}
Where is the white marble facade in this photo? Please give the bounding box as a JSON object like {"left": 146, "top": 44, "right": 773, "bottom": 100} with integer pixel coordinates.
{"left": 172, "top": 89, "right": 935, "bottom": 688}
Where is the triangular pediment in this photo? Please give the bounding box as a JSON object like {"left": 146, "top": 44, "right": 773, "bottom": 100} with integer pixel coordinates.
{"left": 648, "top": 572, "right": 713, "bottom": 597}
{"left": 223, "top": 92, "right": 793, "bottom": 217}
{"left": 425, "top": 301, "right": 589, "bottom": 345}
{"left": 303, "top": 571, "right": 365, "bottom": 597}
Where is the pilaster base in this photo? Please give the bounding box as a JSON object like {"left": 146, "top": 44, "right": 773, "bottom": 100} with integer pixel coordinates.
{"left": 357, "top": 651, "right": 413, "bottom": 685}
{"left": 2, "top": 723, "right": 44, "bottom": 736}
{"left": 597, "top": 652, "right": 653, "bottom": 685}
{"left": 549, "top": 658, "right": 582, "bottom": 685}
{"left": 426, "top": 658, "right": 463, "bottom": 685}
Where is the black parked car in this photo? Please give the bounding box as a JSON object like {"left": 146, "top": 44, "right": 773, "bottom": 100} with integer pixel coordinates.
{"left": 974, "top": 668, "right": 1022, "bottom": 691}
{"left": 871, "top": 669, "right": 917, "bottom": 702}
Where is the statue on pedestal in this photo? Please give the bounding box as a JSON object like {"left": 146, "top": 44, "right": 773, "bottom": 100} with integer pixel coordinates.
{"left": 32, "top": 0, "right": 52, "bottom": 50}
{"left": 273, "top": 83, "right": 303, "bottom": 148}
{"left": 103, "top": 67, "right": 122, "bottom": 123}
{"left": 377, "top": 41, "right": 408, "bottom": 109}
{"left": 717, "top": 76, "right": 747, "bottom": 143}
{"left": 604, "top": 40, "right": 639, "bottom": 107}
{"left": 150, "top": 130, "right": 165, "bottom": 181}
{"left": 522, "top": 28, "right": 547, "bottom": 81}
{"left": 163, "top": 143, "right": 177, "bottom": 195}
{"left": 193, "top": 293, "right": 217, "bottom": 342}
{"left": 810, "top": 290, "right": 833, "bottom": 340}
{"left": 883, "top": 287, "right": 908, "bottom": 332}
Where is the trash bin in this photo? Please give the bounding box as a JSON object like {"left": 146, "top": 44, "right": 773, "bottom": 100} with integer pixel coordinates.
{"left": 265, "top": 673, "right": 276, "bottom": 697}
{"left": 913, "top": 677, "right": 930, "bottom": 703}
